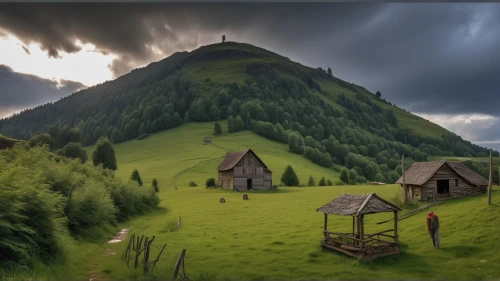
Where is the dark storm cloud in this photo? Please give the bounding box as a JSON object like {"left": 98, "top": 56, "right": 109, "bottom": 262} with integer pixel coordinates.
{"left": 0, "top": 65, "right": 86, "bottom": 118}
{"left": 1, "top": 3, "right": 499, "bottom": 119}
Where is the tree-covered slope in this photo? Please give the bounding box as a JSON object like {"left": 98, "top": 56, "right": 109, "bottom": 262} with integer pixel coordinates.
{"left": 0, "top": 42, "right": 496, "bottom": 183}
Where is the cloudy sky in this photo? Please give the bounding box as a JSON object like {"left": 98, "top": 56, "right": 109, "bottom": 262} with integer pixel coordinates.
{"left": 1, "top": 2, "right": 500, "bottom": 149}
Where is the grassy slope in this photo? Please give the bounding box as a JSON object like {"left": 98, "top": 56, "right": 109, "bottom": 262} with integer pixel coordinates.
{"left": 77, "top": 122, "right": 500, "bottom": 281}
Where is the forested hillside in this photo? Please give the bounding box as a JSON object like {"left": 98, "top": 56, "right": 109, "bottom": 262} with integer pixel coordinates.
{"left": 0, "top": 42, "right": 497, "bottom": 183}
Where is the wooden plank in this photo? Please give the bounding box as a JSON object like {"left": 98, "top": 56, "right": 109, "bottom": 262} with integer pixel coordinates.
{"left": 394, "top": 210, "right": 398, "bottom": 244}
{"left": 322, "top": 244, "right": 361, "bottom": 259}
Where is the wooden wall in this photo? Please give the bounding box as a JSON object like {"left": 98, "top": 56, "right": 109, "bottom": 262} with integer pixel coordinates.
{"left": 417, "top": 164, "right": 487, "bottom": 201}
{"left": 231, "top": 152, "right": 273, "bottom": 190}
{"left": 217, "top": 170, "right": 234, "bottom": 190}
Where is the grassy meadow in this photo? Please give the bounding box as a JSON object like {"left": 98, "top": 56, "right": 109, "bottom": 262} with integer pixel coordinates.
{"left": 76, "top": 122, "right": 500, "bottom": 281}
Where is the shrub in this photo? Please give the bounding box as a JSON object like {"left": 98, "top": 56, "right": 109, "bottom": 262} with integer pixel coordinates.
{"left": 131, "top": 169, "right": 143, "bottom": 186}
{"left": 281, "top": 165, "right": 299, "bottom": 186}
{"left": 228, "top": 116, "right": 235, "bottom": 133}
{"left": 214, "top": 122, "right": 222, "bottom": 135}
{"left": 318, "top": 177, "right": 326, "bottom": 186}
{"left": 327, "top": 179, "right": 333, "bottom": 186}
{"left": 66, "top": 179, "right": 117, "bottom": 233}
{"left": 189, "top": 181, "right": 198, "bottom": 187}
{"left": 92, "top": 137, "right": 117, "bottom": 171}
{"left": 59, "top": 142, "right": 88, "bottom": 163}
{"left": 340, "top": 168, "right": 349, "bottom": 184}
{"left": 308, "top": 176, "right": 315, "bottom": 186}
{"left": 28, "top": 133, "right": 54, "bottom": 149}
{"left": 206, "top": 178, "right": 216, "bottom": 188}
{"left": 152, "top": 178, "right": 159, "bottom": 192}
{"left": 205, "top": 78, "right": 211, "bottom": 83}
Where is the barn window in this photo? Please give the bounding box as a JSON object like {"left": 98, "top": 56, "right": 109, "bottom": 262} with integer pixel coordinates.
{"left": 455, "top": 179, "right": 459, "bottom": 186}
{"left": 254, "top": 168, "right": 257, "bottom": 175}
{"left": 243, "top": 168, "right": 246, "bottom": 174}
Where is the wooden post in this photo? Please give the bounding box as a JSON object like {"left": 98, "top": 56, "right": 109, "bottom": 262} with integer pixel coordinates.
{"left": 359, "top": 215, "right": 365, "bottom": 248}
{"left": 402, "top": 154, "right": 407, "bottom": 204}
{"left": 393, "top": 210, "right": 398, "bottom": 244}
{"left": 488, "top": 149, "right": 493, "bottom": 205}
{"left": 352, "top": 216, "right": 355, "bottom": 237}
{"left": 323, "top": 213, "right": 328, "bottom": 231}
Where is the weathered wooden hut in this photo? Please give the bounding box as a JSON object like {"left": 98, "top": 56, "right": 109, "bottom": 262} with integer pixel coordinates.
{"left": 216, "top": 149, "right": 272, "bottom": 191}
{"left": 317, "top": 193, "right": 402, "bottom": 260}
{"left": 396, "top": 160, "right": 488, "bottom": 201}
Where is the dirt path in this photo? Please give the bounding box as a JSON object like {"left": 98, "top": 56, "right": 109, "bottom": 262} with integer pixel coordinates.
{"left": 86, "top": 228, "right": 129, "bottom": 281}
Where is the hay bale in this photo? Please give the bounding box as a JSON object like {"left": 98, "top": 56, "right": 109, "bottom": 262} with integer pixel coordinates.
{"left": 219, "top": 197, "right": 226, "bottom": 203}
{"left": 242, "top": 194, "right": 249, "bottom": 200}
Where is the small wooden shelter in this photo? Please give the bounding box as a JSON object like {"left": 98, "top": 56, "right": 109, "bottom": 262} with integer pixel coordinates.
{"left": 396, "top": 160, "right": 488, "bottom": 201}
{"left": 217, "top": 149, "right": 272, "bottom": 191}
{"left": 316, "top": 193, "right": 402, "bottom": 260}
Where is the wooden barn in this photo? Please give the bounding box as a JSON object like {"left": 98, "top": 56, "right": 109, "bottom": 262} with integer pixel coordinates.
{"left": 396, "top": 160, "right": 488, "bottom": 201}
{"left": 216, "top": 149, "right": 272, "bottom": 191}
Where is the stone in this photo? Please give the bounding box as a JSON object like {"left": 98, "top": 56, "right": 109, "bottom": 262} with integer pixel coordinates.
{"left": 219, "top": 197, "right": 226, "bottom": 203}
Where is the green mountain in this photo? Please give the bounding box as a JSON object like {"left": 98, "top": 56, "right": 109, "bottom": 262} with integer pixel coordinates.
{"left": 0, "top": 42, "right": 496, "bottom": 183}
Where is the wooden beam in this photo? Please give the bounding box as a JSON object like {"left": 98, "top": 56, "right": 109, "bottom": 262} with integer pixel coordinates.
{"left": 324, "top": 213, "right": 328, "bottom": 230}
{"left": 394, "top": 210, "right": 398, "bottom": 244}
{"left": 402, "top": 154, "right": 407, "bottom": 204}
{"left": 488, "top": 149, "right": 493, "bottom": 205}
{"left": 352, "top": 216, "right": 355, "bottom": 237}
{"left": 360, "top": 215, "right": 365, "bottom": 248}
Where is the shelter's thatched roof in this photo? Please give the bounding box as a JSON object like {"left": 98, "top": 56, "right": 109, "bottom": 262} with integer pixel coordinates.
{"left": 217, "top": 149, "right": 270, "bottom": 171}
{"left": 0, "top": 134, "right": 22, "bottom": 150}
{"left": 396, "top": 160, "right": 488, "bottom": 186}
{"left": 316, "top": 193, "right": 401, "bottom": 217}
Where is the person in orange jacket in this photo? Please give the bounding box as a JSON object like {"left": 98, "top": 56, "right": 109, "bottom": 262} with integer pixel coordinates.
{"left": 426, "top": 211, "right": 440, "bottom": 248}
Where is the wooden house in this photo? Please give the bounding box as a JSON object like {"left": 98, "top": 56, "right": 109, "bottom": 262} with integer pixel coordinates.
{"left": 396, "top": 160, "right": 488, "bottom": 201}
{"left": 216, "top": 149, "right": 272, "bottom": 191}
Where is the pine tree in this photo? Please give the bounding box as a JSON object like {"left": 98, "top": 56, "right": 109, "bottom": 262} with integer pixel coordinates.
{"left": 318, "top": 177, "right": 326, "bottom": 186}
{"left": 340, "top": 168, "right": 349, "bottom": 184}
{"left": 281, "top": 165, "right": 299, "bottom": 186}
{"left": 152, "top": 178, "right": 159, "bottom": 192}
{"left": 327, "top": 179, "right": 333, "bottom": 186}
{"left": 131, "top": 169, "right": 143, "bottom": 186}
{"left": 308, "top": 176, "right": 315, "bottom": 186}
{"left": 92, "top": 137, "right": 117, "bottom": 170}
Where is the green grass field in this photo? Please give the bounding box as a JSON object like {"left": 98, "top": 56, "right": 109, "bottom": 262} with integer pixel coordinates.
{"left": 74, "top": 122, "right": 500, "bottom": 281}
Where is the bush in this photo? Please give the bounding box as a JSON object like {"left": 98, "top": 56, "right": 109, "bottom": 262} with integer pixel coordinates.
{"left": 214, "top": 122, "right": 222, "bottom": 135}
{"left": 189, "top": 181, "right": 198, "bottom": 187}
{"left": 308, "top": 176, "right": 315, "bottom": 186}
{"left": 0, "top": 145, "right": 160, "bottom": 268}
{"left": 205, "top": 78, "right": 211, "bottom": 83}
{"left": 137, "top": 134, "right": 151, "bottom": 140}
{"left": 327, "top": 179, "right": 333, "bottom": 186}
{"left": 281, "top": 165, "right": 300, "bottom": 186}
{"left": 66, "top": 179, "right": 117, "bottom": 232}
{"left": 318, "top": 177, "right": 326, "bottom": 186}
{"left": 59, "top": 142, "right": 88, "bottom": 163}
{"left": 340, "top": 168, "right": 349, "bottom": 184}
{"left": 206, "top": 178, "right": 216, "bottom": 188}
{"left": 152, "top": 178, "right": 159, "bottom": 192}
{"left": 28, "top": 133, "right": 54, "bottom": 149}
{"left": 92, "top": 137, "right": 117, "bottom": 171}
{"left": 131, "top": 169, "right": 143, "bottom": 186}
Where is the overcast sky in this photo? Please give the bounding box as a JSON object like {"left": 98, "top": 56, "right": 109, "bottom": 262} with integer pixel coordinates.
{"left": 1, "top": 2, "right": 499, "bottom": 149}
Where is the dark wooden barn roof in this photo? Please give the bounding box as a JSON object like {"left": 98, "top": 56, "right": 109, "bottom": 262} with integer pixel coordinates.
{"left": 216, "top": 149, "right": 270, "bottom": 171}
{"left": 396, "top": 160, "right": 488, "bottom": 186}
{"left": 316, "top": 193, "right": 401, "bottom": 217}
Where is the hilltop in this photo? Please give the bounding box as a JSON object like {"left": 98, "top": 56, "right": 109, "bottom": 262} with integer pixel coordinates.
{"left": 0, "top": 41, "right": 496, "bottom": 183}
